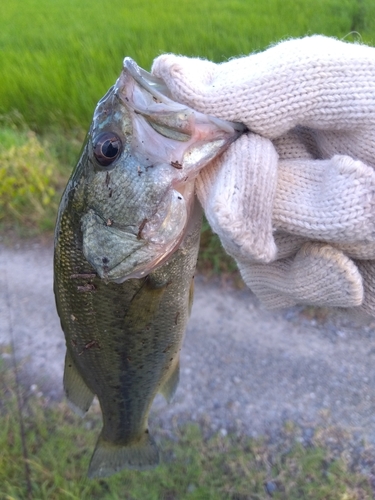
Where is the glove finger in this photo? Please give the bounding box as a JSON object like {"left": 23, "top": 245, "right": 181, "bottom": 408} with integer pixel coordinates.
{"left": 273, "top": 231, "right": 308, "bottom": 259}
{"left": 274, "top": 155, "right": 375, "bottom": 243}
{"left": 153, "top": 37, "right": 375, "bottom": 138}
{"left": 273, "top": 127, "right": 318, "bottom": 160}
{"left": 238, "top": 257, "right": 298, "bottom": 309}
{"left": 308, "top": 127, "right": 375, "bottom": 171}
{"left": 354, "top": 260, "right": 375, "bottom": 317}
{"left": 265, "top": 231, "right": 375, "bottom": 262}
{"left": 196, "top": 133, "right": 278, "bottom": 263}
{"left": 334, "top": 241, "right": 375, "bottom": 260}
{"left": 238, "top": 242, "right": 364, "bottom": 309}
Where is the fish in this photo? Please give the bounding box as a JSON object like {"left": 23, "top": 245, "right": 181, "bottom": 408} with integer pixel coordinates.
{"left": 54, "top": 58, "right": 245, "bottom": 478}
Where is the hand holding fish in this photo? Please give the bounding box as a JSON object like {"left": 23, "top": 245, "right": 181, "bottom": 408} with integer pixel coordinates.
{"left": 152, "top": 36, "right": 375, "bottom": 315}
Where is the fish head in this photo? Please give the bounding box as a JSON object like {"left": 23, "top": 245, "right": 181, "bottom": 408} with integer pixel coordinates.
{"left": 80, "top": 58, "right": 245, "bottom": 282}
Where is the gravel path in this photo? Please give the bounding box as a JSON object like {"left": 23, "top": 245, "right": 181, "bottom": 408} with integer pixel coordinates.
{"left": 1, "top": 242, "right": 375, "bottom": 444}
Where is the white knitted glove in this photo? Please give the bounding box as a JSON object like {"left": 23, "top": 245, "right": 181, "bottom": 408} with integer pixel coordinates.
{"left": 152, "top": 36, "right": 375, "bottom": 315}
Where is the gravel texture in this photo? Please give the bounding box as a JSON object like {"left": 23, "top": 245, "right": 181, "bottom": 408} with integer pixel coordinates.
{"left": 1, "top": 241, "right": 375, "bottom": 446}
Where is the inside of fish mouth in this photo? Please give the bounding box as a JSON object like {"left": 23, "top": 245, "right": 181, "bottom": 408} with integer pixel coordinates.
{"left": 123, "top": 57, "right": 172, "bottom": 103}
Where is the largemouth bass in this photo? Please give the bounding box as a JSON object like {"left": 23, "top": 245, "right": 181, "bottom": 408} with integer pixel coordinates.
{"left": 54, "top": 58, "right": 244, "bottom": 478}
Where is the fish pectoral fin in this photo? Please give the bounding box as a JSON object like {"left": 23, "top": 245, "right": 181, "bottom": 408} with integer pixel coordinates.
{"left": 124, "top": 278, "right": 167, "bottom": 331}
{"left": 63, "top": 350, "right": 94, "bottom": 417}
{"left": 160, "top": 358, "right": 180, "bottom": 404}
{"left": 88, "top": 430, "right": 159, "bottom": 478}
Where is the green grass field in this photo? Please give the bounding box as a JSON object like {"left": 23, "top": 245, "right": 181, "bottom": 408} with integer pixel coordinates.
{"left": 1, "top": 0, "right": 375, "bottom": 132}
{"left": 2, "top": 0, "right": 375, "bottom": 497}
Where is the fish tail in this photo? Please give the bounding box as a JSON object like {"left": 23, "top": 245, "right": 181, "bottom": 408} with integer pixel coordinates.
{"left": 87, "top": 430, "right": 159, "bottom": 478}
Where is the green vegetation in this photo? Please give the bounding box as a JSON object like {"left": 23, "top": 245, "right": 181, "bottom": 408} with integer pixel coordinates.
{"left": 0, "top": 122, "right": 83, "bottom": 237}
{"left": 1, "top": 353, "right": 373, "bottom": 499}
{"left": 1, "top": 0, "right": 375, "bottom": 133}
{"left": 0, "top": 127, "right": 60, "bottom": 233}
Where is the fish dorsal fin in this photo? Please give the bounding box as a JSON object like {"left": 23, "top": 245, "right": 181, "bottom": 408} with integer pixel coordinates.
{"left": 88, "top": 429, "right": 159, "bottom": 478}
{"left": 160, "top": 357, "right": 180, "bottom": 404}
{"left": 63, "top": 350, "right": 94, "bottom": 417}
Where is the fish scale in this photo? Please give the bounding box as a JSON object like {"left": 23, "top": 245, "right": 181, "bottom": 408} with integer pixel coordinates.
{"left": 55, "top": 192, "right": 201, "bottom": 477}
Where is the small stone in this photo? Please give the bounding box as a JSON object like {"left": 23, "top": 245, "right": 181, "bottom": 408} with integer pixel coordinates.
{"left": 265, "top": 481, "right": 277, "bottom": 495}
{"left": 187, "top": 484, "right": 196, "bottom": 493}
{"left": 303, "top": 428, "right": 314, "bottom": 440}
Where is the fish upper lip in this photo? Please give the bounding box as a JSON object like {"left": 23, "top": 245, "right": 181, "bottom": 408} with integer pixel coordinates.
{"left": 122, "top": 57, "right": 246, "bottom": 133}
{"left": 123, "top": 57, "right": 173, "bottom": 104}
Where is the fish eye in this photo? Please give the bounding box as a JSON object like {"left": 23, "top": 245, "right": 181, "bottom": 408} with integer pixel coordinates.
{"left": 93, "top": 132, "right": 122, "bottom": 167}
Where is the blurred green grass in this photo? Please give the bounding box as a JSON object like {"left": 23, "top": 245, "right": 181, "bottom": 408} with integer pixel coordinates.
{"left": 1, "top": 0, "right": 375, "bottom": 132}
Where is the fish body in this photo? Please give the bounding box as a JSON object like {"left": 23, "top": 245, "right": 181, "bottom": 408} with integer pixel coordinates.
{"left": 54, "top": 59, "right": 244, "bottom": 478}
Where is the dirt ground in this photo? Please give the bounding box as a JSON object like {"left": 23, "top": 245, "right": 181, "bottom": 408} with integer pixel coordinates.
{"left": 1, "top": 240, "right": 375, "bottom": 445}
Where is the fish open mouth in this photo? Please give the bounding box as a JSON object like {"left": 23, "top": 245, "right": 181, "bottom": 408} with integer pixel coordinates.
{"left": 123, "top": 58, "right": 246, "bottom": 134}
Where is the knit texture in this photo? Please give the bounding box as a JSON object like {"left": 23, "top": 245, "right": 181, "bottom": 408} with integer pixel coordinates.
{"left": 355, "top": 260, "right": 375, "bottom": 316}
{"left": 152, "top": 36, "right": 375, "bottom": 139}
{"left": 153, "top": 36, "right": 375, "bottom": 315}
{"left": 239, "top": 243, "right": 364, "bottom": 309}
{"left": 196, "top": 133, "right": 278, "bottom": 262}
{"left": 273, "top": 232, "right": 307, "bottom": 260}
{"left": 274, "top": 155, "right": 375, "bottom": 242}
{"left": 272, "top": 128, "right": 317, "bottom": 160}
